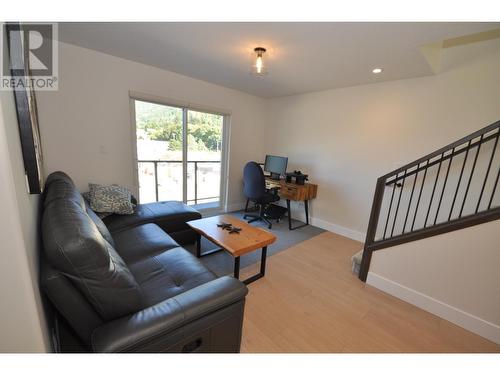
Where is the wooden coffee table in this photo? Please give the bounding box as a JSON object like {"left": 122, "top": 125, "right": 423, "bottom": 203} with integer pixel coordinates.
{"left": 187, "top": 215, "right": 277, "bottom": 284}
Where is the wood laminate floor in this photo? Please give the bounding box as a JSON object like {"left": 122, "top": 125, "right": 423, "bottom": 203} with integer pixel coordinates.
{"left": 238, "top": 231, "right": 500, "bottom": 352}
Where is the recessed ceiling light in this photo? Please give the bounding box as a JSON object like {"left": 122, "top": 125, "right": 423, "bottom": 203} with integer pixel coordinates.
{"left": 372, "top": 68, "right": 383, "bottom": 74}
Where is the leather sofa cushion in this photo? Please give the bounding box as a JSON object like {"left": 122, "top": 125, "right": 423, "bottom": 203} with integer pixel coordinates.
{"left": 41, "top": 261, "right": 104, "bottom": 345}
{"left": 127, "top": 246, "right": 217, "bottom": 307}
{"left": 43, "top": 171, "right": 116, "bottom": 247}
{"left": 112, "top": 223, "right": 179, "bottom": 263}
{"left": 112, "top": 223, "right": 217, "bottom": 308}
{"left": 43, "top": 171, "right": 76, "bottom": 195}
{"left": 43, "top": 172, "right": 84, "bottom": 209}
{"left": 42, "top": 178, "right": 144, "bottom": 321}
{"left": 103, "top": 201, "right": 201, "bottom": 235}
{"left": 85, "top": 202, "right": 116, "bottom": 247}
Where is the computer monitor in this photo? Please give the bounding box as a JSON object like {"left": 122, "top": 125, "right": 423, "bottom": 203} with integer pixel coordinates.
{"left": 264, "top": 155, "right": 288, "bottom": 180}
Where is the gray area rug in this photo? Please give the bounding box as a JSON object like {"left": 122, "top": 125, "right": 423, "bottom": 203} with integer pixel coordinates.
{"left": 185, "top": 210, "right": 325, "bottom": 277}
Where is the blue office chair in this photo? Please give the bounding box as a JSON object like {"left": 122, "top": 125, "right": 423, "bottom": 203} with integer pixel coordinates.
{"left": 243, "top": 161, "right": 280, "bottom": 229}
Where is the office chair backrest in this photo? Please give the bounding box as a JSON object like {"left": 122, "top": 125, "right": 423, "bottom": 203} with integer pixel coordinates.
{"left": 243, "top": 161, "right": 266, "bottom": 200}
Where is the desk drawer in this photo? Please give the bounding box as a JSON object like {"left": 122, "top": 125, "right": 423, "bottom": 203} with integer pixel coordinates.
{"left": 280, "top": 186, "right": 298, "bottom": 199}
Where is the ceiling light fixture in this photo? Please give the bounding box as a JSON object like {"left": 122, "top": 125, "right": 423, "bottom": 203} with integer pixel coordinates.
{"left": 252, "top": 47, "right": 267, "bottom": 75}
{"left": 372, "top": 68, "right": 383, "bottom": 74}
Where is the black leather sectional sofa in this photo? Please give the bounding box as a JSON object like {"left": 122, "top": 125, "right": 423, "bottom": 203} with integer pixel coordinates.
{"left": 40, "top": 172, "right": 248, "bottom": 353}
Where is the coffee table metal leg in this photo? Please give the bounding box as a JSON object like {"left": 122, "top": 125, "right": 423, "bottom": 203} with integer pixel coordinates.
{"left": 259, "top": 246, "right": 268, "bottom": 276}
{"left": 196, "top": 234, "right": 224, "bottom": 257}
{"left": 234, "top": 256, "right": 240, "bottom": 279}
{"left": 239, "top": 246, "right": 268, "bottom": 285}
{"left": 196, "top": 234, "right": 201, "bottom": 258}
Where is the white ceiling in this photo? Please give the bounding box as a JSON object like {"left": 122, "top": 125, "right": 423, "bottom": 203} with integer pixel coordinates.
{"left": 59, "top": 22, "right": 499, "bottom": 98}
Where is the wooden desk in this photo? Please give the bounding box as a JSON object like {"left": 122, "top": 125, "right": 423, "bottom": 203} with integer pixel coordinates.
{"left": 265, "top": 177, "right": 318, "bottom": 230}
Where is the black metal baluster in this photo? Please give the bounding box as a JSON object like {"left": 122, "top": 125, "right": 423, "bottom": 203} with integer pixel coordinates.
{"left": 402, "top": 165, "right": 419, "bottom": 233}
{"left": 411, "top": 160, "right": 429, "bottom": 231}
{"left": 434, "top": 149, "right": 454, "bottom": 225}
{"left": 488, "top": 167, "right": 499, "bottom": 209}
{"left": 154, "top": 161, "right": 159, "bottom": 202}
{"left": 449, "top": 141, "right": 472, "bottom": 221}
{"left": 194, "top": 161, "right": 198, "bottom": 205}
{"left": 424, "top": 154, "right": 444, "bottom": 227}
{"left": 383, "top": 175, "right": 398, "bottom": 239}
{"left": 390, "top": 172, "right": 406, "bottom": 237}
{"left": 459, "top": 135, "right": 484, "bottom": 217}
{"left": 476, "top": 130, "right": 499, "bottom": 213}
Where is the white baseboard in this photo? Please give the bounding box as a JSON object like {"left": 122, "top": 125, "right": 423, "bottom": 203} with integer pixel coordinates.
{"left": 225, "top": 201, "right": 246, "bottom": 212}
{"left": 290, "top": 207, "right": 366, "bottom": 242}
{"left": 225, "top": 201, "right": 366, "bottom": 242}
{"left": 367, "top": 272, "right": 500, "bottom": 345}
{"left": 309, "top": 217, "right": 366, "bottom": 242}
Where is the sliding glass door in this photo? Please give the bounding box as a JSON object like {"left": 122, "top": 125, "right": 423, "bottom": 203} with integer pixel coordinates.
{"left": 186, "top": 110, "right": 224, "bottom": 206}
{"left": 134, "top": 99, "right": 226, "bottom": 210}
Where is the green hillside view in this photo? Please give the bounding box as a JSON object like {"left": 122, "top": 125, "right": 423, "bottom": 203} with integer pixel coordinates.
{"left": 135, "top": 101, "right": 223, "bottom": 152}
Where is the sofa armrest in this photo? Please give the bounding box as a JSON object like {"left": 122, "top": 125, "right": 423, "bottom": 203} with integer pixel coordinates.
{"left": 91, "top": 276, "right": 248, "bottom": 353}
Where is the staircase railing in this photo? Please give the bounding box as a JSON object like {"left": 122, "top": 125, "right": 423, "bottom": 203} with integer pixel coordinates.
{"left": 359, "top": 120, "right": 500, "bottom": 282}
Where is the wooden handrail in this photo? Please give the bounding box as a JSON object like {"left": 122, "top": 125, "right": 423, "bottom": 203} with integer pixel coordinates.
{"left": 380, "top": 120, "right": 499, "bottom": 181}
{"left": 385, "top": 131, "right": 498, "bottom": 186}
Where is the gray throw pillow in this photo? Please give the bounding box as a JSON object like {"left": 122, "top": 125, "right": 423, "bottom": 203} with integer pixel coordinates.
{"left": 82, "top": 190, "right": 112, "bottom": 218}
{"left": 88, "top": 183, "right": 135, "bottom": 215}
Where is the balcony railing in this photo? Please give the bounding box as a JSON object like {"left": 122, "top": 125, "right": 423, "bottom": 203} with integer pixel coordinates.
{"left": 138, "top": 160, "right": 221, "bottom": 205}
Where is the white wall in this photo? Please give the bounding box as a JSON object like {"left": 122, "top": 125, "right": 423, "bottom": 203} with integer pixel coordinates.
{"left": 265, "top": 39, "right": 500, "bottom": 239}
{"left": 36, "top": 42, "right": 267, "bottom": 209}
{"left": 0, "top": 90, "right": 50, "bottom": 352}
{"left": 368, "top": 220, "right": 500, "bottom": 344}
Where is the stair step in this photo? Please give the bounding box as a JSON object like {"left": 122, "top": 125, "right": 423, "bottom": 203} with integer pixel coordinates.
{"left": 351, "top": 250, "right": 363, "bottom": 275}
